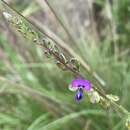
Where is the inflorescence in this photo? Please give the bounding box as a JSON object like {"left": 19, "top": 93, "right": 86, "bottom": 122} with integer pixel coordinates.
{"left": 1, "top": 1, "right": 130, "bottom": 128}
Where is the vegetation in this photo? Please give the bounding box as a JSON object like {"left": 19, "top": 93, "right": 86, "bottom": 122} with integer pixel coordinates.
{"left": 0, "top": 0, "right": 130, "bottom": 130}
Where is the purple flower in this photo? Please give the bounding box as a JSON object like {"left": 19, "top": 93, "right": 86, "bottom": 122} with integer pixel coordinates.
{"left": 71, "top": 78, "right": 92, "bottom": 91}
{"left": 69, "top": 78, "right": 92, "bottom": 102}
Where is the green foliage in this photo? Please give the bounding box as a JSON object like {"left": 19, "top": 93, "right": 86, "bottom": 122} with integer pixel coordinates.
{"left": 0, "top": 0, "right": 130, "bottom": 130}
{"left": 114, "top": 0, "right": 130, "bottom": 47}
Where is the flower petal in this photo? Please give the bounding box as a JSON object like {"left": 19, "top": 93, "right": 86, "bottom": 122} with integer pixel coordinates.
{"left": 83, "top": 80, "right": 92, "bottom": 91}
{"left": 71, "top": 78, "right": 92, "bottom": 92}
{"left": 68, "top": 84, "right": 78, "bottom": 91}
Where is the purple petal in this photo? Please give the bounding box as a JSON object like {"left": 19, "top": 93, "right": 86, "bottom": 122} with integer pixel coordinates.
{"left": 71, "top": 78, "right": 92, "bottom": 92}
{"left": 75, "top": 88, "right": 83, "bottom": 101}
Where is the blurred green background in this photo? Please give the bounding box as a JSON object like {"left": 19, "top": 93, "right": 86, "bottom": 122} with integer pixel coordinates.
{"left": 0, "top": 0, "right": 130, "bottom": 130}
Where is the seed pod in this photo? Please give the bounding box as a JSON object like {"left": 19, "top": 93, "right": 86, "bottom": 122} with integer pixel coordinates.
{"left": 59, "top": 53, "right": 67, "bottom": 64}
{"left": 55, "top": 61, "right": 67, "bottom": 71}
{"left": 69, "top": 58, "right": 80, "bottom": 72}
{"left": 53, "top": 45, "right": 60, "bottom": 54}
{"left": 44, "top": 50, "right": 52, "bottom": 58}
{"left": 33, "top": 38, "right": 37, "bottom": 42}
{"left": 42, "top": 39, "right": 50, "bottom": 48}
{"left": 3, "top": 12, "right": 12, "bottom": 21}
{"left": 45, "top": 40, "right": 54, "bottom": 50}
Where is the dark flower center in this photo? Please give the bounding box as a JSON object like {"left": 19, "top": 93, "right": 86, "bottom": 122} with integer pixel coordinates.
{"left": 78, "top": 85, "right": 85, "bottom": 88}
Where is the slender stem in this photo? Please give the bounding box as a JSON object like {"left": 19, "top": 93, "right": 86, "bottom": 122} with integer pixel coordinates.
{"left": 44, "top": 0, "right": 77, "bottom": 45}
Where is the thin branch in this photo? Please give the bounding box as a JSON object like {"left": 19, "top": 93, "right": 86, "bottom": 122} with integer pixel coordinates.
{"left": 43, "top": 0, "right": 77, "bottom": 44}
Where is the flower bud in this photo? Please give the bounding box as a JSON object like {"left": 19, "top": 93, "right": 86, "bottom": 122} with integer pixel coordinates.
{"left": 3, "top": 12, "right": 12, "bottom": 20}
{"left": 125, "top": 116, "right": 130, "bottom": 129}
{"left": 88, "top": 90, "right": 100, "bottom": 104}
